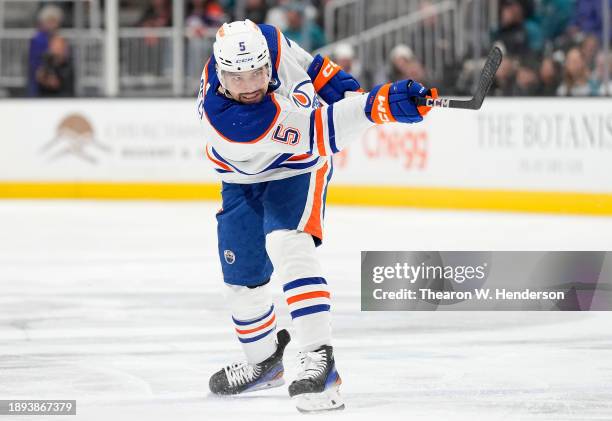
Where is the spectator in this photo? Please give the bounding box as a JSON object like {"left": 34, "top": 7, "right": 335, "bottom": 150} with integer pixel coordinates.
{"left": 138, "top": 0, "right": 173, "bottom": 76}
{"left": 138, "top": 0, "right": 172, "bottom": 30}
{"left": 35, "top": 35, "right": 74, "bottom": 97}
{"left": 557, "top": 47, "right": 596, "bottom": 96}
{"left": 568, "top": 0, "right": 612, "bottom": 42}
{"left": 491, "top": 55, "right": 517, "bottom": 96}
{"left": 282, "top": 3, "right": 326, "bottom": 51}
{"left": 186, "top": 0, "right": 227, "bottom": 86}
{"left": 593, "top": 51, "right": 612, "bottom": 95}
{"left": 266, "top": 0, "right": 291, "bottom": 30}
{"left": 244, "top": 0, "right": 268, "bottom": 24}
{"left": 580, "top": 34, "right": 599, "bottom": 71}
{"left": 512, "top": 57, "right": 540, "bottom": 95}
{"left": 186, "top": 0, "right": 226, "bottom": 32}
{"left": 388, "top": 44, "right": 429, "bottom": 84}
{"left": 28, "top": 5, "right": 63, "bottom": 97}
{"left": 332, "top": 43, "right": 362, "bottom": 83}
{"left": 493, "top": 0, "right": 543, "bottom": 56}
{"left": 536, "top": 0, "right": 575, "bottom": 42}
{"left": 536, "top": 56, "right": 562, "bottom": 96}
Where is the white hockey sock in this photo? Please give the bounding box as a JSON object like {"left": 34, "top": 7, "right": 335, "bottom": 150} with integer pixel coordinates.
{"left": 266, "top": 230, "right": 332, "bottom": 351}
{"left": 226, "top": 284, "right": 277, "bottom": 364}
{"left": 283, "top": 277, "right": 332, "bottom": 351}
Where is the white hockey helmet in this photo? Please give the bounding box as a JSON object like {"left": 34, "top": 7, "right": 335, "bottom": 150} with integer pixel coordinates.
{"left": 213, "top": 19, "right": 272, "bottom": 91}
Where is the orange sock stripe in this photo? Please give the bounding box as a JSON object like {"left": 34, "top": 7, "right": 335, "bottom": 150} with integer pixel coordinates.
{"left": 286, "top": 290, "right": 330, "bottom": 305}
{"left": 235, "top": 314, "right": 276, "bottom": 335}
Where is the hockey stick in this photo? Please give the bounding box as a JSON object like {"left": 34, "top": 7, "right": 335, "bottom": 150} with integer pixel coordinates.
{"left": 414, "top": 46, "right": 503, "bottom": 110}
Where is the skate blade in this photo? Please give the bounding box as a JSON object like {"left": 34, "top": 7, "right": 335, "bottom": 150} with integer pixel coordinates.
{"left": 243, "top": 377, "right": 285, "bottom": 393}
{"left": 293, "top": 385, "right": 345, "bottom": 413}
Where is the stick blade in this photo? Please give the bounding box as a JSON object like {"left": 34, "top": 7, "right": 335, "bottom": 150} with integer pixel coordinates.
{"left": 470, "top": 46, "right": 504, "bottom": 109}
{"left": 413, "top": 46, "right": 503, "bottom": 110}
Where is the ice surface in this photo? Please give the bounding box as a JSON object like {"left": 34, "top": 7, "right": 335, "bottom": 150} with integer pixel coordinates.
{"left": 1, "top": 201, "right": 611, "bottom": 421}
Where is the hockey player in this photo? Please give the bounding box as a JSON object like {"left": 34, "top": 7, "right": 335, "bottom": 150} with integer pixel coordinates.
{"left": 197, "top": 19, "right": 437, "bottom": 413}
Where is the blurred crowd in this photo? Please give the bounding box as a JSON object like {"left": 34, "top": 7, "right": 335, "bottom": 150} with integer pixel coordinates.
{"left": 397, "top": 0, "right": 612, "bottom": 96}
{"left": 27, "top": 5, "right": 74, "bottom": 97}
{"left": 135, "top": 0, "right": 327, "bottom": 49}
{"left": 22, "top": 0, "right": 612, "bottom": 97}
{"left": 25, "top": 0, "right": 328, "bottom": 96}
{"left": 485, "top": 0, "right": 612, "bottom": 96}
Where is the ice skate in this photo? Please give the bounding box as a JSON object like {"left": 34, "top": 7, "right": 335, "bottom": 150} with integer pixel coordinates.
{"left": 289, "top": 345, "right": 345, "bottom": 413}
{"left": 209, "top": 329, "right": 290, "bottom": 395}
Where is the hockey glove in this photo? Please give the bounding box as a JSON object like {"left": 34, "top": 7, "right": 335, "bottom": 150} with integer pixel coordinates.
{"left": 307, "top": 54, "right": 362, "bottom": 104}
{"left": 364, "top": 80, "right": 438, "bottom": 124}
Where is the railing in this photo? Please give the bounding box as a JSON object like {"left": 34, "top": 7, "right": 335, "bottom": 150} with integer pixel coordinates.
{"left": 0, "top": 0, "right": 103, "bottom": 96}
{"left": 0, "top": 0, "right": 609, "bottom": 97}
{"left": 0, "top": 28, "right": 105, "bottom": 95}
{"left": 325, "top": 0, "right": 498, "bottom": 48}
{"left": 119, "top": 28, "right": 174, "bottom": 95}
{"left": 116, "top": 27, "right": 215, "bottom": 96}
{"left": 319, "top": 0, "right": 502, "bottom": 88}
{"left": 324, "top": 0, "right": 361, "bottom": 43}
{"left": 317, "top": 0, "right": 461, "bottom": 87}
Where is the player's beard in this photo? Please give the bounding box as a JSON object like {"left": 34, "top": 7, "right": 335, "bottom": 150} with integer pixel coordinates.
{"left": 238, "top": 88, "right": 266, "bottom": 104}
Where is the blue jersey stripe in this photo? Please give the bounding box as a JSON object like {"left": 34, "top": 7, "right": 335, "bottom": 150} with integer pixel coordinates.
{"left": 210, "top": 147, "right": 249, "bottom": 175}
{"left": 212, "top": 147, "right": 317, "bottom": 176}
{"left": 321, "top": 159, "right": 334, "bottom": 217}
{"left": 308, "top": 111, "right": 315, "bottom": 154}
{"left": 327, "top": 104, "right": 338, "bottom": 153}
{"left": 279, "top": 158, "right": 320, "bottom": 170}
{"left": 262, "top": 153, "right": 294, "bottom": 172}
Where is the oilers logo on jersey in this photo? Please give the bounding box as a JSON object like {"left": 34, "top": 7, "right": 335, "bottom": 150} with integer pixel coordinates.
{"left": 291, "top": 80, "right": 315, "bottom": 109}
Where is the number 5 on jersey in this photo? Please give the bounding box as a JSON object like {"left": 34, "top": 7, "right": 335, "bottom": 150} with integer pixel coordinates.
{"left": 272, "top": 124, "right": 301, "bottom": 146}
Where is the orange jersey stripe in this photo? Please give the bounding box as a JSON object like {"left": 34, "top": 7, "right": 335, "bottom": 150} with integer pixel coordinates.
{"left": 235, "top": 314, "right": 276, "bottom": 335}
{"left": 275, "top": 27, "right": 282, "bottom": 71}
{"left": 205, "top": 146, "right": 232, "bottom": 171}
{"left": 286, "top": 291, "right": 330, "bottom": 305}
{"left": 312, "top": 57, "right": 341, "bottom": 92}
{"left": 203, "top": 57, "right": 210, "bottom": 87}
{"left": 303, "top": 161, "right": 329, "bottom": 240}
{"left": 314, "top": 108, "right": 326, "bottom": 156}
{"left": 370, "top": 83, "right": 397, "bottom": 124}
{"left": 288, "top": 153, "right": 312, "bottom": 161}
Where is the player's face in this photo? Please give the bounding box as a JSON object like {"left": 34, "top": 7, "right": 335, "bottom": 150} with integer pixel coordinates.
{"left": 223, "top": 66, "right": 269, "bottom": 104}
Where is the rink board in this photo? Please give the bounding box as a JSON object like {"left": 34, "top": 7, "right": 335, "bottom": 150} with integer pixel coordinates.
{"left": 1, "top": 98, "right": 611, "bottom": 214}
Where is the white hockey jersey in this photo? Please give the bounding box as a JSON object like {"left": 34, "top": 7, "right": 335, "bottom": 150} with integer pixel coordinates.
{"left": 196, "top": 24, "right": 374, "bottom": 184}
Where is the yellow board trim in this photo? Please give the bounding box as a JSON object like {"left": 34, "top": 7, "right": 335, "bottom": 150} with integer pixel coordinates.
{"left": 1, "top": 182, "right": 612, "bottom": 215}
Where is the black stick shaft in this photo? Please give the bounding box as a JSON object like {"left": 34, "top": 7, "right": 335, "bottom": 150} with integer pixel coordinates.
{"left": 414, "top": 46, "right": 503, "bottom": 110}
